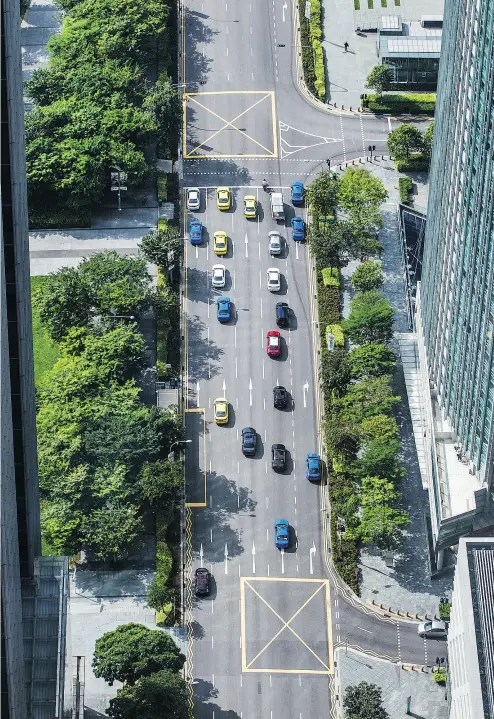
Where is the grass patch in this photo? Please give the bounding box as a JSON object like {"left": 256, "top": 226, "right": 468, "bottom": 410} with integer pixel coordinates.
{"left": 381, "top": 0, "right": 387, "bottom": 5}
{"left": 354, "top": 0, "right": 360, "bottom": 7}
{"left": 394, "top": 0, "right": 400, "bottom": 5}
{"left": 396, "top": 154, "right": 429, "bottom": 171}
{"left": 322, "top": 267, "right": 340, "bottom": 287}
{"left": 367, "top": 93, "right": 436, "bottom": 114}
{"left": 367, "top": 0, "right": 373, "bottom": 7}
{"left": 31, "top": 276, "right": 60, "bottom": 387}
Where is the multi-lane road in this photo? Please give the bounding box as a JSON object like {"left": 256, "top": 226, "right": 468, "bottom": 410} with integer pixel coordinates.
{"left": 180, "top": 0, "right": 443, "bottom": 716}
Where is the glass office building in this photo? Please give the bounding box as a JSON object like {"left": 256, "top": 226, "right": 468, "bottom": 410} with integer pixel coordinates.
{"left": 418, "top": 0, "right": 494, "bottom": 552}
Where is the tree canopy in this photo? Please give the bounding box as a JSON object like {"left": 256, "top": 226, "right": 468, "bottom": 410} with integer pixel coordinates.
{"left": 306, "top": 171, "right": 340, "bottom": 215}
{"left": 139, "top": 226, "right": 182, "bottom": 270}
{"left": 350, "top": 259, "right": 383, "bottom": 292}
{"left": 338, "top": 169, "right": 388, "bottom": 231}
{"left": 333, "top": 376, "right": 400, "bottom": 423}
{"left": 106, "top": 669, "right": 188, "bottom": 719}
{"left": 347, "top": 343, "right": 396, "bottom": 379}
{"left": 344, "top": 681, "right": 390, "bottom": 719}
{"left": 364, "top": 65, "right": 393, "bottom": 96}
{"left": 342, "top": 292, "right": 395, "bottom": 345}
{"left": 387, "top": 123, "right": 425, "bottom": 161}
{"left": 93, "top": 623, "right": 185, "bottom": 686}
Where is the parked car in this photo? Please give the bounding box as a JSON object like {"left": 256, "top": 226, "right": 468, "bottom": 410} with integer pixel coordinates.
{"left": 417, "top": 621, "right": 448, "bottom": 639}
{"left": 271, "top": 444, "right": 286, "bottom": 471}
{"left": 267, "top": 267, "right": 281, "bottom": 292}
{"left": 187, "top": 187, "right": 201, "bottom": 211}
{"left": 266, "top": 330, "right": 281, "bottom": 357}
{"left": 211, "top": 264, "right": 226, "bottom": 288}
{"left": 269, "top": 231, "right": 282, "bottom": 255}
{"left": 241, "top": 427, "right": 257, "bottom": 456}
{"left": 290, "top": 181, "right": 304, "bottom": 205}
{"left": 276, "top": 302, "right": 289, "bottom": 328}
{"left": 216, "top": 296, "right": 232, "bottom": 323}
{"left": 306, "top": 453, "right": 321, "bottom": 481}
{"left": 273, "top": 385, "right": 288, "bottom": 409}
{"left": 291, "top": 216, "right": 305, "bottom": 241}
{"left": 194, "top": 567, "right": 211, "bottom": 596}
{"left": 189, "top": 219, "right": 203, "bottom": 245}
{"left": 274, "top": 519, "right": 289, "bottom": 549}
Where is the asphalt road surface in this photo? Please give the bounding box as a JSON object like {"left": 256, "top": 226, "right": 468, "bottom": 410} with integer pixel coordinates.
{"left": 181, "top": 0, "right": 444, "bottom": 716}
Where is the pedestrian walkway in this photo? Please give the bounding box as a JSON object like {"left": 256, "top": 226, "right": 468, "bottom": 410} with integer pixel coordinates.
{"left": 334, "top": 647, "right": 449, "bottom": 719}
{"left": 339, "top": 159, "right": 454, "bottom": 618}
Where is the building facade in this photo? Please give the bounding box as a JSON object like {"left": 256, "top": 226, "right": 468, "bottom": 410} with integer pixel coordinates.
{"left": 1, "top": 0, "right": 70, "bottom": 715}
{"left": 416, "top": 0, "right": 494, "bottom": 560}
{"left": 448, "top": 538, "right": 494, "bottom": 719}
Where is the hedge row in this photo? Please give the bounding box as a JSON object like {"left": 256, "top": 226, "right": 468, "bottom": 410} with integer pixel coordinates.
{"left": 367, "top": 93, "right": 436, "bottom": 114}
{"left": 326, "top": 324, "right": 344, "bottom": 347}
{"left": 28, "top": 206, "right": 91, "bottom": 230}
{"left": 398, "top": 177, "right": 413, "bottom": 202}
{"left": 396, "top": 155, "right": 429, "bottom": 172}
{"left": 155, "top": 512, "right": 175, "bottom": 626}
{"left": 298, "top": 0, "right": 325, "bottom": 101}
{"left": 322, "top": 267, "right": 340, "bottom": 287}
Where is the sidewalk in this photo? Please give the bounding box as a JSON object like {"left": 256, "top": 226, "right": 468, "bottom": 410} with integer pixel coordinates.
{"left": 334, "top": 647, "right": 449, "bottom": 719}
{"left": 339, "top": 159, "right": 454, "bottom": 618}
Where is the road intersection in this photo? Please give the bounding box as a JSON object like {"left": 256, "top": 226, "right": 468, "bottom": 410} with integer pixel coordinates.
{"left": 180, "top": 0, "right": 442, "bottom": 715}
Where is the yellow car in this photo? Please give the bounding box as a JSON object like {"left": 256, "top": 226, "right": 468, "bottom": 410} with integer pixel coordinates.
{"left": 213, "top": 231, "right": 228, "bottom": 256}
{"left": 243, "top": 195, "right": 257, "bottom": 218}
{"left": 216, "top": 187, "right": 231, "bottom": 211}
{"left": 213, "top": 397, "right": 229, "bottom": 425}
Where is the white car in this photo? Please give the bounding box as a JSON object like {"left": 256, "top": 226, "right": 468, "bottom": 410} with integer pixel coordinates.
{"left": 187, "top": 187, "right": 201, "bottom": 211}
{"left": 269, "top": 231, "right": 282, "bottom": 255}
{"left": 417, "top": 620, "right": 448, "bottom": 639}
{"left": 266, "top": 267, "right": 281, "bottom": 292}
{"left": 211, "top": 264, "right": 226, "bottom": 288}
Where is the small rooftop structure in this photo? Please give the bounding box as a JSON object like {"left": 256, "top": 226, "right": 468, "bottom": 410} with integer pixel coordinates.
{"left": 382, "top": 36, "right": 442, "bottom": 58}
{"left": 379, "top": 14, "right": 402, "bottom": 33}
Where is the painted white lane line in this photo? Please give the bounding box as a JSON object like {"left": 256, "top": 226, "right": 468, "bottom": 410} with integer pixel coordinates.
{"left": 281, "top": 548, "right": 285, "bottom": 574}
{"left": 234, "top": 326, "right": 237, "bottom": 348}
{"left": 210, "top": 528, "right": 213, "bottom": 543}
{"left": 262, "top": 361, "right": 265, "bottom": 379}
{"left": 260, "top": 297, "right": 263, "bottom": 318}
{"left": 249, "top": 378, "right": 253, "bottom": 406}
{"left": 261, "top": 327, "right": 264, "bottom": 348}
{"left": 357, "top": 627, "right": 373, "bottom": 633}
{"left": 252, "top": 542, "right": 256, "bottom": 573}
{"left": 388, "top": 116, "right": 392, "bottom": 131}
{"left": 235, "top": 357, "right": 238, "bottom": 377}
{"left": 224, "top": 544, "right": 228, "bottom": 574}
{"left": 226, "top": 47, "right": 229, "bottom": 56}
{"left": 259, "top": 269, "right": 262, "bottom": 288}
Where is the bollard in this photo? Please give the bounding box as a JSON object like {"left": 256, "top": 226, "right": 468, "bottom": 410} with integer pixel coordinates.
{"left": 349, "top": 106, "right": 352, "bottom": 111}
{"left": 341, "top": 105, "right": 344, "bottom": 110}
{"left": 359, "top": 158, "right": 363, "bottom": 163}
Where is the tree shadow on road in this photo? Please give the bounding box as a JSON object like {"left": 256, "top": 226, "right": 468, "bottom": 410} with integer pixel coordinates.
{"left": 187, "top": 314, "right": 224, "bottom": 382}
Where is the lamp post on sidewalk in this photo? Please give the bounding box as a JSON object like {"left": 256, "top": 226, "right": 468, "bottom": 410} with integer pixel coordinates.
{"left": 110, "top": 164, "right": 128, "bottom": 212}
{"left": 168, "top": 439, "right": 192, "bottom": 461}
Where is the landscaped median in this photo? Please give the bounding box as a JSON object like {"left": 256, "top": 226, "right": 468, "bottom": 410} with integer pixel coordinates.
{"left": 298, "top": 0, "right": 325, "bottom": 101}
{"left": 307, "top": 168, "right": 409, "bottom": 595}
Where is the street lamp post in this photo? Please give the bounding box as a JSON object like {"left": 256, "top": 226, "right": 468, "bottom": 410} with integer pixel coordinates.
{"left": 168, "top": 439, "right": 192, "bottom": 461}
{"left": 110, "top": 165, "right": 128, "bottom": 212}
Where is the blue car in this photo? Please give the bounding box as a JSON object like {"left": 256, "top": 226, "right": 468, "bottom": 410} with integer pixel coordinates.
{"left": 189, "top": 219, "right": 203, "bottom": 245}
{"left": 290, "top": 181, "right": 304, "bottom": 205}
{"left": 291, "top": 216, "right": 305, "bottom": 241}
{"left": 306, "top": 453, "right": 321, "bottom": 481}
{"left": 216, "top": 296, "right": 232, "bottom": 323}
{"left": 274, "top": 519, "right": 289, "bottom": 549}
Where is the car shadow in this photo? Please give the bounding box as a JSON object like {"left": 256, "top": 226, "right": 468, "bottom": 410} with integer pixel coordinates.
{"left": 288, "top": 309, "right": 298, "bottom": 331}
{"left": 281, "top": 448, "right": 293, "bottom": 475}
{"left": 277, "top": 336, "right": 288, "bottom": 361}
{"left": 277, "top": 274, "right": 288, "bottom": 296}
{"left": 224, "top": 403, "right": 236, "bottom": 428}
{"left": 256, "top": 203, "right": 265, "bottom": 223}
{"left": 251, "top": 433, "right": 264, "bottom": 460}
{"left": 285, "top": 525, "right": 297, "bottom": 553}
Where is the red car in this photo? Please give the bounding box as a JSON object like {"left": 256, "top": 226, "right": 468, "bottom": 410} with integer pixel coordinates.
{"left": 266, "top": 330, "right": 281, "bottom": 357}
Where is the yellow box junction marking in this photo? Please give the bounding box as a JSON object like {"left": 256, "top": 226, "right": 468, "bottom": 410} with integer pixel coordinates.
{"left": 240, "top": 577, "right": 334, "bottom": 675}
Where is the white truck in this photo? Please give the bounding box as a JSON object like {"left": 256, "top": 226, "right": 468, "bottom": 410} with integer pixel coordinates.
{"left": 270, "top": 192, "right": 285, "bottom": 221}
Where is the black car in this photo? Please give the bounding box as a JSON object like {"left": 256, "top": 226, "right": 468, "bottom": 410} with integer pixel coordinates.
{"left": 273, "top": 385, "right": 287, "bottom": 409}
{"left": 241, "top": 427, "right": 257, "bottom": 456}
{"left": 194, "top": 567, "right": 211, "bottom": 596}
{"left": 271, "top": 443, "right": 286, "bottom": 471}
{"left": 276, "top": 302, "right": 289, "bottom": 328}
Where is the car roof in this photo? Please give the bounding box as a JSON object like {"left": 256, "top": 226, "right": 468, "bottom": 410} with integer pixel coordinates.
{"left": 218, "top": 296, "right": 230, "bottom": 302}
{"left": 214, "top": 230, "right": 226, "bottom": 236}
{"left": 244, "top": 195, "right": 256, "bottom": 200}
{"left": 212, "top": 264, "right": 225, "bottom": 270}
{"left": 267, "top": 267, "right": 279, "bottom": 272}
{"left": 275, "top": 518, "right": 289, "bottom": 525}
{"left": 217, "top": 186, "right": 230, "bottom": 192}
{"left": 307, "top": 453, "right": 320, "bottom": 459}
{"left": 292, "top": 181, "right": 303, "bottom": 187}
{"left": 242, "top": 426, "right": 255, "bottom": 434}
{"left": 190, "top": 219, "right": 201, "bottom": 225}
{"left": 269, "top": 231, "right": 281, "bottom": 237}
{"left": 272, "top": 443, "right": 285, "bottom": 450}
{"left": 188, "top": 187, "right": 200, "bottom": 193}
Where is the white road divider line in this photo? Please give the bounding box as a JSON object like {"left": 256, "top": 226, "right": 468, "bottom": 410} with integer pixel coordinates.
{"left": 252, "top": 542, "right": 256, "bottom": 573}
{"left": 224, "top": 544, "right": 228, "bottom": 574}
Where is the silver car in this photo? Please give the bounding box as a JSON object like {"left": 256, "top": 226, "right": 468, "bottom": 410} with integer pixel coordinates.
{"left": 266, "top": 267, "right": 281, "bottom": 292}
{"left": 187, "top": 187, "right": 201, "bottom": 211}
{"left": 269, "top": 231, "right": 282, "bottom": 255}
{"left": 417, "top": 620, "right": 448, "bottom": 639}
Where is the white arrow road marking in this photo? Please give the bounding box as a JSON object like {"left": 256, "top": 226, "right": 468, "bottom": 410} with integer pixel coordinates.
{"left": 249, "top": 378, "right": 253, "bottom": 406}
{"left": 200, "top": 543, "right": 204, "bottom": 566}
{"left": 309, "top": 542, "right": 316, "bottom": 575}
{"left": 252, "top": 541, "right": 256, "bottom": 574}
{"left": 222, "top": 379, "right": 226, "bottom": 394}
{"left": 281, "top": 548, "right": 285, "bottom": 574}
{"left": 282, "top": 1, "right": 287, "bottom": 20}
{"left": 225, "top": 543, "right": 229, "bottom": 574}
{"left": 245, "top": 233, "right": 249, "bottom": 258}
{"left": 303, "top": 380, "right": 309, "bottom": 408}
{"left": 295, "top": 242, "right": 299, "bottom": 260}
{"left": 196, "top": 381, "right": 200, "bottom": 406}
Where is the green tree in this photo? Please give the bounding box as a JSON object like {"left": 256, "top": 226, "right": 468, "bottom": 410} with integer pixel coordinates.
{"left": 321, "top": 348, "right": 351, "bottom": 395}
{"left": 350, "top": 260, "right": 383, "bottom": 292}
{"left": 359, "top": 414, "right": 399, "bottom": 442}
{"left": 78, "top": 251, "right": 152, "bottom": 317}
{"left": 147, "top": 583, "right": 176, "bottom": 612}
{"left": 343, "top": 682, "right": 390, "bottom": 719}
{"left": 308, "top": 221, "right": 361, "bottom": 270}
{"left": 138, "top": 459, "right": 183, "bottom": 508}
{"left": 423, "top": 120, "right": 435, "bottom": 165}
{"left": 83, "top": 503, "right": 144, "bottom": 561}
{"left": 342, "top": 291, "right": 395, "bottom": 345}
{"left": 356, "top": 439, "right": 404, "bottom": 482}
{"left": 338, "top": 168, "right": 388, "bottom": 231}
{"left": 106, "top": 669, "right": 188, "bottom": 719}
{"left": 387, "top": 123, "right": 425, "bottom": 162}
{"left": 333, "top": 376, "right": 400, "bottom": 423}
{"left": 364, "top": 65, "right": 393, "bottom": 97}
{"left": 144, "top": 75, "right": 182, "bottom": 154}
{"left": 139, "top": 226, "right": 182, "bottom": 270}
{"left": 347, "top": 343, "right": 396, "bottom": 379}
{"left": 306, "top": 171, "right": 340, "bottom": 216}
{"left": 35, "top": 267, "right": 92, "bottom": 342}
{"left": 359, "top": 496, "right": 409, "bottom": 549}
{"left": 324, "top": 417, "right": 360, "bottom": 462}
{"left": 93, "top": 623, "right": 185, "bottom": 687}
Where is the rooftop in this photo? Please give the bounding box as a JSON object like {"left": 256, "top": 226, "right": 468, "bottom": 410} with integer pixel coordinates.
{"left": 381, "top": 36, "right": 442, "bottom": 58}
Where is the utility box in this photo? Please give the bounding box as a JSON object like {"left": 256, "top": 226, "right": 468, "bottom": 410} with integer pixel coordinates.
{"left": 270, "top": 192, "right": 285, "bottom": 221}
